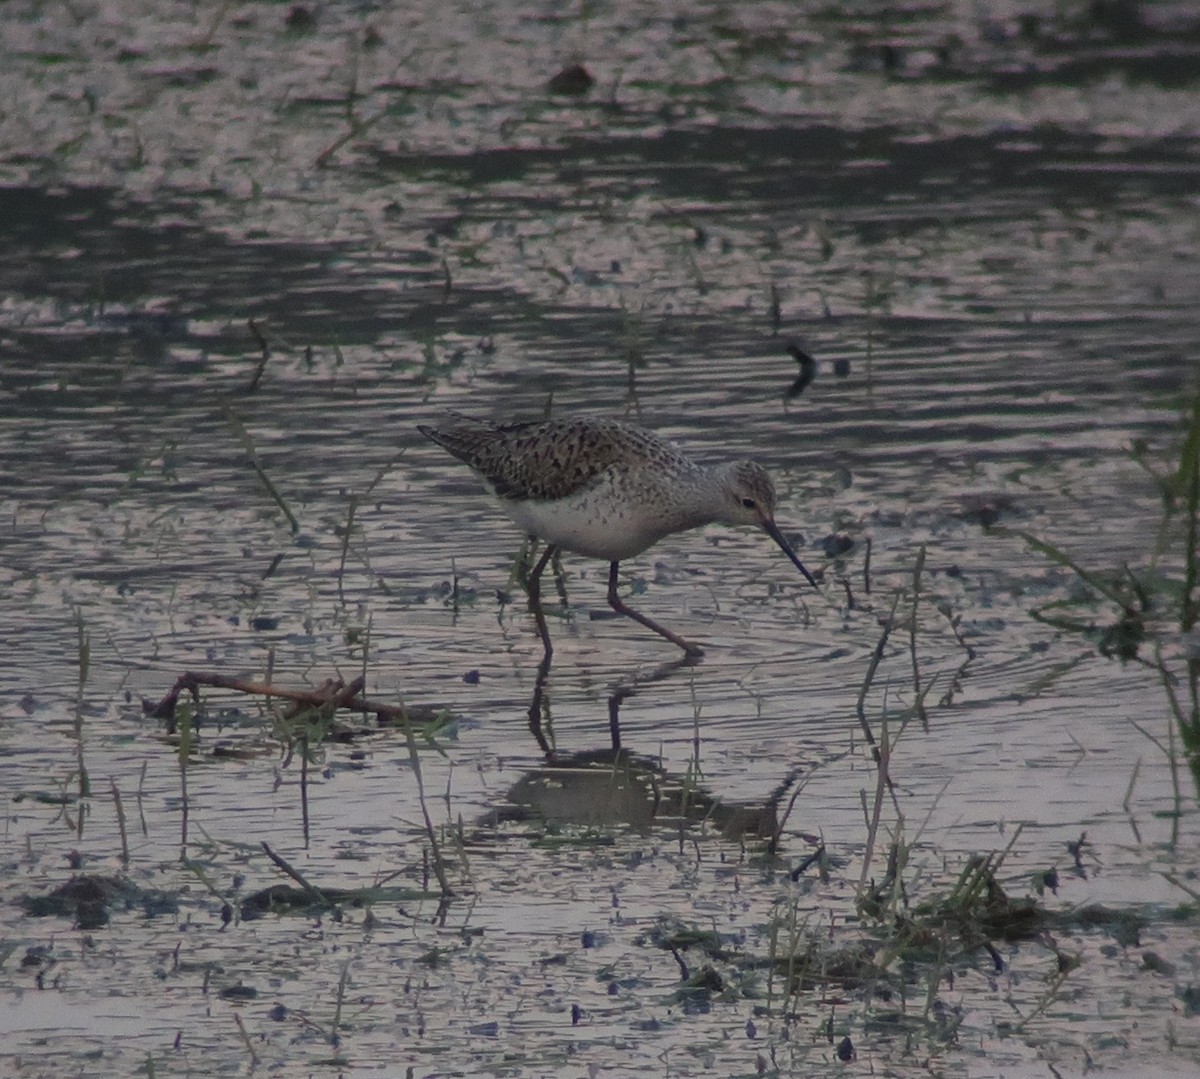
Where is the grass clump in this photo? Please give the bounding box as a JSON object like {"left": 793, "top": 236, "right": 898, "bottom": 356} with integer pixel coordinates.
{"left": 1013, "top": 382, "right": 1200, "bottom": 810}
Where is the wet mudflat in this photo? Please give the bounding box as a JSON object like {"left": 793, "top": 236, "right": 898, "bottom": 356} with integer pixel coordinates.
{"left": 2, "top": 1, "right": 1200, "bottom": 1076}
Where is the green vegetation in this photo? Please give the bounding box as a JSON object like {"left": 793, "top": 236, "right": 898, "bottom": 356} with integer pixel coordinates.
{"left": 1015, "top": 383, "right": 1200, "bottom": 817}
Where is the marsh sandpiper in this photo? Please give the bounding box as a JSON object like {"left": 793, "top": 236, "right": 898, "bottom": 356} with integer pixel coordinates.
{"left": 418, "top": 413, "right": 817, "bottom": 657}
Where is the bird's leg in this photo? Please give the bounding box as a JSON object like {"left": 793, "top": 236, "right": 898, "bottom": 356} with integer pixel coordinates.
{"left": 525, "top": 543, "right": 558, "bottom": 657}
{"left": 527, "top": 648, "right": 554, "bottom": 759}
{"left": 606, "top": 561, "right": 705, "bottom": 658}
{"left": 549, "top": 547, "right": 570, "bottom": 611}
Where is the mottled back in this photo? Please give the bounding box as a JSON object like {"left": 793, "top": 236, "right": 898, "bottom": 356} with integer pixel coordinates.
{"left": 418, "top": 415, "right": 688, "bottom": 501}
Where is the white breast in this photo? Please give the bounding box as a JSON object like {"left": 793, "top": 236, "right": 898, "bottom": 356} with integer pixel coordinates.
{"left": 498, "top": 479, "right": 673, "bottom": 561}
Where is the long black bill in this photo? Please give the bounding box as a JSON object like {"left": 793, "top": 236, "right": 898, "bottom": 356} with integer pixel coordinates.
{"left": 763, "top": 519, "right": 819, "bottom": 588}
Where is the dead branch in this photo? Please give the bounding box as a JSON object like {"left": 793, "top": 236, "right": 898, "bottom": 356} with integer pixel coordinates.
{"left": 143, "top": 670, "right": 444, "bottom": 730}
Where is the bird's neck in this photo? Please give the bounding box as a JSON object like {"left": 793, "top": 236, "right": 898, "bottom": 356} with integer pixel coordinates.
{"left": 655, "top": 461, "right": 733, "bottom": 530}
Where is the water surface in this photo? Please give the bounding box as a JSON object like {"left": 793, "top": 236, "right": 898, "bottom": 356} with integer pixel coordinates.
{"left": 2, "top": 2, "right": 1199, "bottom": 1076}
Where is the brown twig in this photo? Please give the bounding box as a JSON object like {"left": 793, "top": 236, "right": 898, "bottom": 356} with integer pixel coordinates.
{"left": 261, "top": 841, "right": 341, "bottom": 918}
{"left": 111, "top": 778, "right": 129, "bottom": 867}
{"left": 145, "top": 670, "right": 431, "bottom": 728}
{"left": 908, "top": 545, "right": 928, "bottom": 731}
{"left": 247, "top": 319, "right": 269, "bottom": 391}
{"left": 666, "top": 941, "right": 689, "bottom": 980}
{"left": 232, "top": 1011, "right": 261, "bottom": 1067}
{"left": 404, "top": 722, "right": 454, "bottom": 898}
{"left": 856, "top": 598, "right": 898, "bottom": 755}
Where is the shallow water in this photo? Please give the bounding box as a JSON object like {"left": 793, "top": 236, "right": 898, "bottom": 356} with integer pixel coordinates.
{"left": 2, "top": 1, "right": 1200, "bottom": 1076}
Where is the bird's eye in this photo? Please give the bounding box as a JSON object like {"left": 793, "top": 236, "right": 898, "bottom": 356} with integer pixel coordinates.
{"left": 741, "top": 497, "right": 757, "bottom": 509}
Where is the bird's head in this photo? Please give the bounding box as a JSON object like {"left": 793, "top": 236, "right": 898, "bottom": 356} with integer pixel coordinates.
{"left": 722, "top": 460, "right": 818, "bottom": 588}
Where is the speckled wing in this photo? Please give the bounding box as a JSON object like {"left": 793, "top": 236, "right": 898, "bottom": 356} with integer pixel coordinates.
{"left": 419, "top": 416, "right": 671, "bottom": 502}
